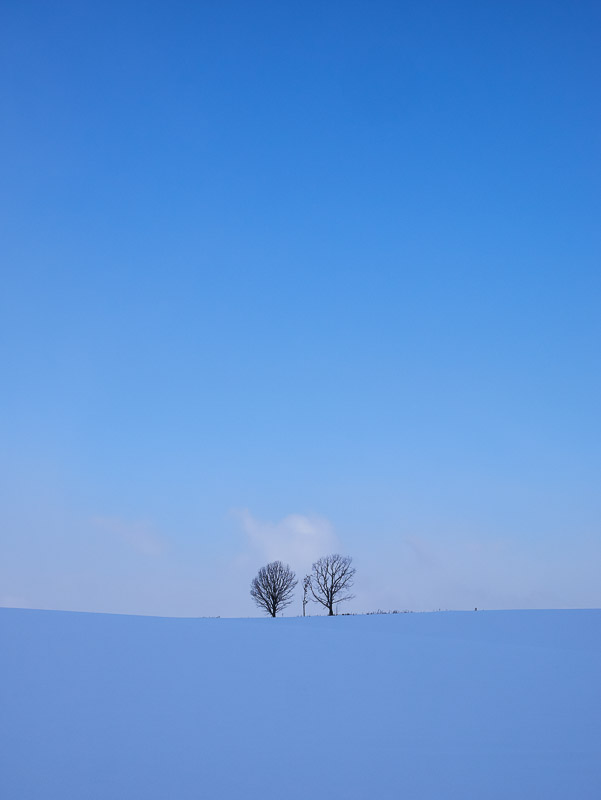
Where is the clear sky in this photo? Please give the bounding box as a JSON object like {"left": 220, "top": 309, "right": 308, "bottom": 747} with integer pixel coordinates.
{"left": 1, "top": 0, "right": 600, "bottom": 616}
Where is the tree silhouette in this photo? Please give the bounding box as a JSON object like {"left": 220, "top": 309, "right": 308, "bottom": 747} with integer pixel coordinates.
{"left": 250, "top": 561, "right": 298, "bottom": 617}
{"left": 309, "top": 554, "right": 355, "bottom": 615}
{"left": 302, "top": 575, "right": 311, "bottom": 616}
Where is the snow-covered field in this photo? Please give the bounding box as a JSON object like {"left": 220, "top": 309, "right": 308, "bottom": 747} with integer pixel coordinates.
{"left": 1, "top": 608, "right": 599, "bottom": 799}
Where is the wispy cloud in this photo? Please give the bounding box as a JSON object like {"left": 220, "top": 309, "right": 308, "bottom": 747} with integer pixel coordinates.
{"left": 91, "top": 516, "right": 166, "bottom": 557}
{"left": 233, "top": 509, "right": 338, "bottom": 570}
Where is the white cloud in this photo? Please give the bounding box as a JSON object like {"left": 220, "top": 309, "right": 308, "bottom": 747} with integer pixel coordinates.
{"left": 233, "top": 509, "right": 338, "bottom": 570}
{"left": 91, "top": 516, "right": 166, "bottom": 557}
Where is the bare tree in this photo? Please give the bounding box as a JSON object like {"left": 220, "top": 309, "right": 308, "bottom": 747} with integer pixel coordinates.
{"left": 309, "top": 554, "right": 355, "bottom": 615}
{"left": 302, "top": 575, "right": 311, "bottom": 617}
{"left": 250, "top": 561, "right": 298, "bottom": 617}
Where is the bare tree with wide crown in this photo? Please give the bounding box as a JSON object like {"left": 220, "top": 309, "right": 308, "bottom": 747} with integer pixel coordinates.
{"left": 309, "top": 554, "right": 355, "bottom": 615}
{"left": 250, "top": 561, "right": 298, "bottom": 617}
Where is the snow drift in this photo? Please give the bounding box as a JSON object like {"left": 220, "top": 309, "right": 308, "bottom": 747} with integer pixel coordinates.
{"left": 1, "top": 608, "right": 599, "bottom": 799}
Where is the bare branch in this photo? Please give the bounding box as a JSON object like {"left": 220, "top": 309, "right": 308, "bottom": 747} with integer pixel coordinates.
{"left": 302, "top": 575, "right": 311, "bottom": 616}
{"left": 250, "top": 561, "right": 298, "bottom": 617}
{"left": 309, "top": 554, "right": 356, "bottom": 616}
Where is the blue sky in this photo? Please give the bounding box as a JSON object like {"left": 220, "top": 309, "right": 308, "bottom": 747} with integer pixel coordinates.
{"left": 1, "top": 0, "right": 600, "bottom": 615}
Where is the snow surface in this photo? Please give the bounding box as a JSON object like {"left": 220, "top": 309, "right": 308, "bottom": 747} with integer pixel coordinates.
{"left": 1, "top": 608, "right": 600, "bottom": 799}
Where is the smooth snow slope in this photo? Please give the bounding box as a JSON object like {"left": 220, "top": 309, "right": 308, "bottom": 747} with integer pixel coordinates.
{"left": 1, "top": 609, "right": 600, "bottom": 799}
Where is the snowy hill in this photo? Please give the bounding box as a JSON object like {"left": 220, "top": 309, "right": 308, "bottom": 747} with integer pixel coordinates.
{"left": 1, "top": 608, "right": 600, "bottom": 799}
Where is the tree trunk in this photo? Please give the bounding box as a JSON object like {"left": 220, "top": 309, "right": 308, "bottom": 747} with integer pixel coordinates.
{"left": 328, "top": 605, "right": 334, "bottom": 616}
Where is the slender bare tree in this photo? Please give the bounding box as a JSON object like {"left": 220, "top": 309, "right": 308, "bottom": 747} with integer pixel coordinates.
{"left": 250, "top": 561, "right": 298, "bottom": 617}
{"left": 302, "top": 575, "right": 311, "bottom": 617}
{"left": 309, "top": 553, "right": 355, "bottom": 615}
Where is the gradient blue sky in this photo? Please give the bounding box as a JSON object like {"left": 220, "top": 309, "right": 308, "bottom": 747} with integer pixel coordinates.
{"left": 1, "top": 0, "right": 600, "bottom": 616}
